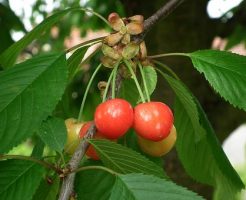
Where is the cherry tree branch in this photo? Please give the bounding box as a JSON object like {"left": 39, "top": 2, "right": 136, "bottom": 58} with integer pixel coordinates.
{"left": 133, "top": 0, "right": 185, "bottom": 43}
{"left": 143, "top": 0, "right": 185, "bottom": 33}
{"left": 58, "top": 0, "right": 184, "bottom": 199}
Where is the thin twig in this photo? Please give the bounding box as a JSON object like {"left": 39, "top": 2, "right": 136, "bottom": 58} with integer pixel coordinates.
{"left": 58, "top": 1, "right": 184, "bottom": 199}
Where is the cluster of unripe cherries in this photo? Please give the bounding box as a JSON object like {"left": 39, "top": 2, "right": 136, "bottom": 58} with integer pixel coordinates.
{"left": 65, "top": 98, "right": 176, "bottom": 160}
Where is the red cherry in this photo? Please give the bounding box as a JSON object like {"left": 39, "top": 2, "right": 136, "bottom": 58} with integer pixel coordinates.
{"left": 79, "top": 121, "right": 117, "bottom": 160}
{"left": 134, "top": 102, "right": 173, "bottom": 141}
{"left": 94, "top": 98, "right": 134, "bottom": 139}
{"left": 80, "top": 121, "right": 100, "bottom": 160}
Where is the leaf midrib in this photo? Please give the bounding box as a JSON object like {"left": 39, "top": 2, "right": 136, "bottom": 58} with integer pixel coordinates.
{"left": 116, "top": 175, "right": 136, "bottom": 200}
{"left": 90, "top": 140, "right": 127, "bottom": 174}
{"left": 191, "top": 54, "right": 246, "bottom": 78}
{"left": 48, "top": 120, "right": 63, "bottom": 153}
{"left": 91, "top": 140, "right": 163, "bottom": 176}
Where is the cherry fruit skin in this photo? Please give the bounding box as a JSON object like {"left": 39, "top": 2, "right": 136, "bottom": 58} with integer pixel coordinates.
{"left": 94, "top": 98, "right": 134, "bottom": 139}
{"left": 79, "top": 121, "right": 117, "bottom": 160}
{"left": 137, "top": 125, "right": 177, "bottom": 157}
{"left": 134, "top": 102, "right": 173, "bottom": 141}
{"left": 64, "top": 118, "right": 84, "bottom": 155}
{"left": 79, "top": 121, "right": 100, "bottom": 160}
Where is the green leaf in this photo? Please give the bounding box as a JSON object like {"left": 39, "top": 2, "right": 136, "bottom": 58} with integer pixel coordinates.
{"left": 195, "top": 98, "right": 245, "bottom": 199}
{"left": 0, "top": 160, "right": 44, "bottom": 200}
{"left": 109, "top": 173, "right": 204, "bottom": 200}
{"left": 174, "top": 92, "right": 244, "bottom": 199}
{"left": 31, "top": 137, "right": 45, "bottom": 159}
{"left": 0, "top": 4, "right": 25, "bottom": 53}
{"left": 0, "top": 12, "right": 64, "bottom": 68}
{"left": 119, "top": 79, "right": 139, "bottom": 106}
{"left": 75, "top": 169, "right": 115, "bottom": 200}
{"left": 161, "top": 73, "right": 205, "bottom": 141}
{"left": 189, "top": 50, "right": 246, "bottom": 111}
{"left": 161, "top": 72, "right": 244, "bottom": 197}
{"left": 142, "top": 66, "right": 157, "bottom": 97}
{"left": 88, "top": 139, "right": 166, "bottom": 178}
{"left": 0, "top": 8, "right": 79, "bottom": 68}
{"left": 118, "top": 130, "right": 163, "bottom": 167}
{"left": 0, "top": 53, "right": 67, "bottom": 153}
{"left": 32, "top": 175, "right": 60, "bottom": 200}
{"left": 67, "top": 46, "right": 89, "bottom": 81}
{"left": 37, "top": 117, "right": 67, "bottom": 153}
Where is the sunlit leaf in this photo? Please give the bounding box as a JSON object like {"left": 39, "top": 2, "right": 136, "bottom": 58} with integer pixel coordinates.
{"left": 88, "top": 139, "right": 166, "bottom": 178}
{"left": 189, "top": 50, "right": 246, "bottom": 111}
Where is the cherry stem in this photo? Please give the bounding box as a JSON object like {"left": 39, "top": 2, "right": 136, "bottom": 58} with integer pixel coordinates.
{"left": 138, "top": 63, "right": 150, "bottom": 102}
{"left": 111, "top": 64, "right": 119, "bottom": 99}
{"left": 124, "top": 60, "right": 146, "bottom": 103}
{"left": 68, "top": 45, "right": 102, "bottom": 83}
{"left": 153, "top": 60, "right": 180, "bottom": 80}
{"left": 71, "top": 165, "right": 118, "bottom": 175}
{"left": 0, "top": 154, "right": 60, "bottom": 173}
{"left": 148, "top": 52, "right": 188, "bottom": 58}
{"left": 80, "top": 8, "right": 110, "bottom": 27}
{"left": 102, "top": 68, "right": 115, "bottom": 102}
{"left": 65, "top": 6, "right": 111, "bottom": 53}
{"left": 78, "top": 63, "right": 102, "bottom": 122}
{"left": 66, "top": 36, "right": 105, "bottom": 53}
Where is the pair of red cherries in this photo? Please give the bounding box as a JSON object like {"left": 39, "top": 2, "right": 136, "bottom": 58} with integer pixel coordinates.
{"left": 93, "top": 98, "right": 174, "bottom": 142}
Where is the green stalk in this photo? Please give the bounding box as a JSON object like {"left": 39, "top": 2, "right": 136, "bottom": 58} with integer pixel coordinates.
{"left": 71, "top": 165, "right": 118, "bottom": 175}
{"left": 124, "top": 60, "right": 145, "bottom": 103}
{"left": 153, "top": 60, "right": 180, "bottom": 80}
{"left": 79, "top": 8, "right": 110, "bottom": 27}
{"left": 102, "top": 69, "right": 115, "bottom": 102}
{"left": 138, "top": 63, "right": 150, "bottom": 102}
{"left": 111, "top": 64, "right": 119, "bottom": 99}
{"left": 65, "top": 37, "right": 104, "bottom": 53}
{"left": 78, "top": 63, "right": 102, "bottom": 122}
{"left": 148, "top": 52, "right": 188, "bottom": 59}
{"left": 68, "top": 45, "right": 102, "bottom": 83}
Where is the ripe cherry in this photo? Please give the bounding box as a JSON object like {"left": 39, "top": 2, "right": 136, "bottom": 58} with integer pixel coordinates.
{"left": 134, "top": 102, "right": 173, "bottom": 141}
{"left": 79, "top": 121, "right": 117, "bottom": 160}
{"left": 94, "top": 98, "right": 134, "bottom": 139}
{"left": 137, "top": 125, "right": 177, "bottom": 157}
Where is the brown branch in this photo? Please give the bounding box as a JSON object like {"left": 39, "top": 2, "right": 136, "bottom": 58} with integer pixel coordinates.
{"left": 133, "top": 0, "right": 185, "bottom": 43}
{"left": 58, "top": 0, "right": 184, "bottom": 199}
{"left": 144, "top": 0, "right": 185, "bottom": 32}
{"left": 58, "top": 124, "right": 96, "bottom": 200}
